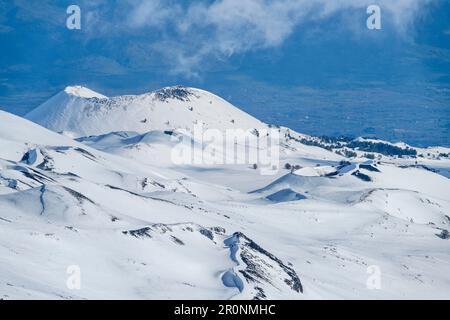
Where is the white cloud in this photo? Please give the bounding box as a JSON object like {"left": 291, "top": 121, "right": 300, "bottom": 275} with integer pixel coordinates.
{"left": 127, "top": 0, "right": 181, "bottom": 28}
{"left": 83, "top": 0, "right": 433, "bottom": 76}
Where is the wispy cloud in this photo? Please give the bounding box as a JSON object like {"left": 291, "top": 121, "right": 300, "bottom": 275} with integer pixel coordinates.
{"left": 100, "top": 0, "right": 431, "bottom": 76}
{"left": 127, "top": 0, "right": 182, "bottom": 28}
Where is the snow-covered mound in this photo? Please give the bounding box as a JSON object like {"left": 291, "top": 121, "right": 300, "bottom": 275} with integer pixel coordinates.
{"left": 76, "top": 130, "right": 201, "bottom": 167}
{"left": 356, "top": 188, "right": 450, "bottom": 227}
{"left": 26, "top": 85, "right": 264, "bottom": 137}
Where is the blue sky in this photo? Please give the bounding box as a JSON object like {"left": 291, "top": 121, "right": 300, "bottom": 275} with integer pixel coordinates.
{"left": 0, "top": 0, "right": 449, "bottom": 146}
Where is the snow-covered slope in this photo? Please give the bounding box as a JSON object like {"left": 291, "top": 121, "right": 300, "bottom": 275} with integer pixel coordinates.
{"left": 2, "top": 85, "right": 450, "bottom": 300}
{"left": 25, "top": 85, "right": 264, "bottom": 137}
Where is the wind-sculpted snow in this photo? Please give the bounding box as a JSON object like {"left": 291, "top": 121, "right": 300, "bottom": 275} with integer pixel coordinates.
{"left": 235, "top": 233, "right": 303, "bottom": 296}
{"left": 1, "top": 86, "right": 450, "bottom": 299}
{"left": 222, "top": 232, "right": 302, "bottom": 299}
{"left": 266, "top": 188, "right": 307, "bottom": 203}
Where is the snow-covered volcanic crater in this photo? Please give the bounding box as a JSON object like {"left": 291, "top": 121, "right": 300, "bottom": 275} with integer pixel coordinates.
{"left": 0, "top": 85, "right": 449, "bottom": 299}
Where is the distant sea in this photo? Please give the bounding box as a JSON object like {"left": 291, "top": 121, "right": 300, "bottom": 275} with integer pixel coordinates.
{"left": 225, "top": 86, "right": 450, "bottom": 148}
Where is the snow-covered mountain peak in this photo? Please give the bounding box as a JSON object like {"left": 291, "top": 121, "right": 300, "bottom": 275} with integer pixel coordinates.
{"left": 25, "top": 85, "right": 265, "bottom": 137}
{"left": 63, "top": 85, "right": 108, "bottom": 99}
{"left": 152, "top": 85, "right": 196, "bottom": 102}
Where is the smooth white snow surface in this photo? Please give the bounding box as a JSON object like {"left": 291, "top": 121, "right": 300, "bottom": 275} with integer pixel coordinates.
{"left": 1, "top": 86, "right": 450, "bottom": 300}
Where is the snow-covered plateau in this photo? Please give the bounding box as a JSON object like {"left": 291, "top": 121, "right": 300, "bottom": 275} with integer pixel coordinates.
{"left": 0, "top": 85, "right": 449, "bottom": 299}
